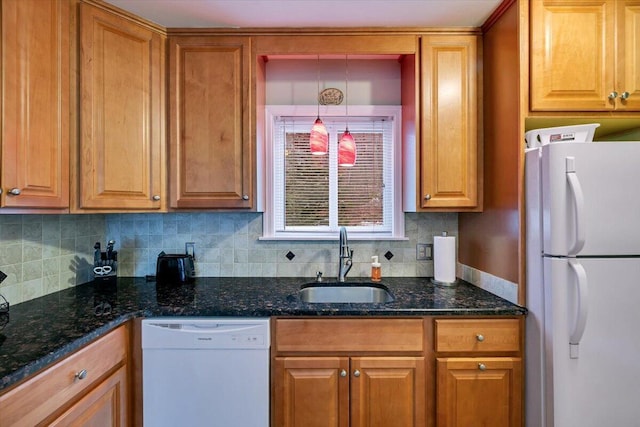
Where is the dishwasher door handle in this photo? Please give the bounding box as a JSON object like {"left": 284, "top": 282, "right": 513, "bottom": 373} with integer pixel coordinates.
{"left": 147, "top": 321, "right": 268, "bottom": 334}
{"left": 182, "top": 323, "right": 263, "bottom": 333}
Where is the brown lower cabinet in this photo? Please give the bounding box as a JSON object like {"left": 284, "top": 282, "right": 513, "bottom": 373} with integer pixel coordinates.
{"left": 0, "top": 316, "right": 523, "bottom": 427}
{"left": 274, "top": 356, "right": 425, "bottom": 427}
{"left": 0, "top": 325, "right": 129, "bottom": 427}
{"left": 47, "top": 365, "right": 128, "bottom": 427}
{"left": 272, "top": 316, "right": 523, "bottom": 427}
{"left": 434, "top": 318, "right": 523, "bottom": 427}
{"left": 272, "top": 318, "right": 427, "bottom": 427}
{"left": 436, "top": 357, "right": 521, "bottom": 427}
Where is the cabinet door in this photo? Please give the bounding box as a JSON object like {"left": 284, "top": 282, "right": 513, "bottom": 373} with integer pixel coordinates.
{"left": 420, "top": 35, "right": 478, "bottom": 209}
{"left": 79, "top": 4, "right": 165, "bottom": 210}
{"left": 0, "top": 326, "right": 127, "bottom": 426}
{"left": 48, "top": 366, "right": 128, "bottom": 427}
{"left": 351, "top": 357, "right": 426, "bottom": 427}
{"left": 530, "top": 0, "right": 616, "bottom": 111}
{"left": 169, "top": 36, "right": 253, "bottom": 209}
{"left": 617, "top": 0, "right": 640, "bottom": 110}
{"left": 1, "top": 0, "right": 69, "bottom": 209}
{"left": 437, "top": 357, "right": 522, "bottom": 427}
{"left": 273, "top": 357, "right": 349, "bottom": 427}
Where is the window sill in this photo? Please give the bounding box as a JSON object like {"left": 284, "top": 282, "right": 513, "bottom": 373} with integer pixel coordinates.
{"left": 259, "top": 234, "right": 409, "bottom": 241}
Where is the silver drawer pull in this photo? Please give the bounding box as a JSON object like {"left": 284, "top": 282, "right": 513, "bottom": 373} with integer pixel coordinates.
{"left": 478, "top": 363, "right": 487, "bottom": 371}
{"left": 353, "top": 369, "right": 361, "bottom": 377}
{"left": 340, "top": 369, "right": 347, "bottom": 377}
{"left": 75, "top": 369, "right": 88, "bottom": 380}
{"left": 476, "top": 334, "right": 485, "bottom": 342}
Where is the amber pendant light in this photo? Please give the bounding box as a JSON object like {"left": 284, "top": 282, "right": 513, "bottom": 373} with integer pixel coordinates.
{"left": 338, "top": 55, "right": 356, "bottom": 167}
{"left": 310, "top": 56, "right": 328, "bottom": 155}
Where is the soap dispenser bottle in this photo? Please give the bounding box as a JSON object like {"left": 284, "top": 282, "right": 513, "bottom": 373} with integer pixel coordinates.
{"left": 371, "top": 256, "right": 382, "bottom": 282}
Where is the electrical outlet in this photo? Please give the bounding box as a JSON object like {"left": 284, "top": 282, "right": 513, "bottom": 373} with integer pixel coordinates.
{"left": 185, "top": 242, "right": 196, "bottom": 260}
{"left": 416, "top": 243, "right": 433, "bottom": 261}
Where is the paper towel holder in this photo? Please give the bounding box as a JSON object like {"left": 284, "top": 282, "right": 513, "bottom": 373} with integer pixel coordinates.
{"left": 432, "top": 231, "right": 458, "bottom": 286}
{"left": 431, "top": 277, "right": 459, "bottom": 287}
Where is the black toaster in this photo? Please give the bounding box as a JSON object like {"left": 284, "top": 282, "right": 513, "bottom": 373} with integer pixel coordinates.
{"left": 156, "top": 252, "right": 195, "bottom": 284}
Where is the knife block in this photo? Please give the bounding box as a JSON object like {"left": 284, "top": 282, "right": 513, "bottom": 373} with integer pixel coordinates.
{"left": 94, "top": 272, "right": 116, "bottom": 285}
{"left": 94, "top": 262, "right": 117, "bottom": 285}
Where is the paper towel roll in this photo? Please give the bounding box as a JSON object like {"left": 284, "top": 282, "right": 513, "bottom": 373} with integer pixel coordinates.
{"left": 434, "top": 234, "right": 456, "bottom": 283}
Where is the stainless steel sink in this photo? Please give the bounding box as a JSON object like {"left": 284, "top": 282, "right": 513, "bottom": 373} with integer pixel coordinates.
{"left": 298, "top": 282, "right": 394, "bottom": 304}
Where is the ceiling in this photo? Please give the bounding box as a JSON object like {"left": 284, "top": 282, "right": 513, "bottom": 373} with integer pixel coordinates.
{"left": 104, "top": 0, "right": 504, "bottom": 28}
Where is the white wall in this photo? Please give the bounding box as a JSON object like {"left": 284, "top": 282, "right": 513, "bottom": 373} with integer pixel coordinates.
{"left": 265, "top": 59, "right": 402, "bottom": 105}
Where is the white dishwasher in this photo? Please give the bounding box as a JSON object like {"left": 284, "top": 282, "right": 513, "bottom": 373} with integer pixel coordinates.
{"left": 141, "top": 318, "right": 270, "bottom": 427}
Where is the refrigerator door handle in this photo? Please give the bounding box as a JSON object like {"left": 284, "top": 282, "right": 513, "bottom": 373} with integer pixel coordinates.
{"left": 568, "top": 258, "right": 589, "bottom": 359}
{"left": 566, "top": 157, "right": 586, "bottom": 255}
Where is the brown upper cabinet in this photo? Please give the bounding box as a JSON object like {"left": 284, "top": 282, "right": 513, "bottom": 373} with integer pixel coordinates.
{"left": 257, "top": 33, "right": 481, "bottom": 212}
{"left": 531, "top": 0, "right": 640, "bottom": 111}
{"left": 2, "top": 0, "right": 483, "bottom": 214}
{"left": 77, "top": 3, "right": 166, "bottom": 211}
{"left": 418, "top": 35, "right": 480, "bottom": 210}
{"left": 254, "top": 34, "right": 418, "bottom": 56}
{"left": 1, "top": 0, "right": 70, "bottom": 210}
{"left": 169, "top": 36, "right": 253, "bottom": 209}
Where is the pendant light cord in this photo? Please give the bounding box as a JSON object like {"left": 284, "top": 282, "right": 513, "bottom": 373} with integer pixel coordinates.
{"left": 345, "top": 54, "right": 349, "bottom": 131}
{"left": 316, "top": 55, "right": 321, "bottom": 119}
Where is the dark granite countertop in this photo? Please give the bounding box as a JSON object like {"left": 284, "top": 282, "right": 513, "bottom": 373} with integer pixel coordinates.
{"left": 0, "top": 276, "right": 526, "bottom": 392}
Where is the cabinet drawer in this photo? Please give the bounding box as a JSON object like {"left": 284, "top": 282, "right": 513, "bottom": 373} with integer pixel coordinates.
{"left": 274, "top": 318, "right": 424, "bottom": 353}
{"left": 0, "top": 325, "right": 127, "bottom": 427}
{"left": 48, "top": 365, "right": 128, "bottom": 427}
{"left": 434, "top": 319, "right": 520, "bottom": 353}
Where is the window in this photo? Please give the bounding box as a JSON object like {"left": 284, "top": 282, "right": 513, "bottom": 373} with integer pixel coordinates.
{"left": 262, "top": 105, "right": 404, "bottom": 240}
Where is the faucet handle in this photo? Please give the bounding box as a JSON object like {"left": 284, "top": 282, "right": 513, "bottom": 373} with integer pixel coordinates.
{"left": 315, "top": 271, "right": 323, "bottom": 282}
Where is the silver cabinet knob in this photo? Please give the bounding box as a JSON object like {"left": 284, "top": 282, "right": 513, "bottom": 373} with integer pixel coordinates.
{"left": 424, "top": 194, "right": 431, "bottom": 201}
{"left": 242, "top": 195, "right": 249, "bottom": 200}
{"left": 152, "top": 195, "right": 161, "bottom": 201}
{"left": 8, "top": 188, "right": 21, "bottom": 196}
{"left": 75, "top": 369, "right": 88, "bottom": 380}
{"left": 621, "top": 91, "right": 630, "bottom": 100}
{"left": 340, "top": 369, "right": 347, "bottom": 377}
{"left": 476, "top": 334, "right": 485, "bottom": 342}
{"left": 608, "top": 91, "right": 619, "bottom": 99}
{"left": 478, "top": 363, "right": 487, "bottom": 371}
{"left": 353, "top": 369, "right": 361, "bottom": 377}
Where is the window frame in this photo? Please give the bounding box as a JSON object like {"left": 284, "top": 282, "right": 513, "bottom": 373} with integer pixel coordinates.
{"left": 261, "top": 105, "right": 405, "bottom": 241}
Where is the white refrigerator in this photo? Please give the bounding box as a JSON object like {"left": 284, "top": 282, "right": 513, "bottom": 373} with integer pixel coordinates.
{"left": 525, "top": 141, "right": 640, "bottom": 427}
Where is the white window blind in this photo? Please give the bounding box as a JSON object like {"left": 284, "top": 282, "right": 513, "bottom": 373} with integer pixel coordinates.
{"left": 263, "top": 106, "right": 404, "bottom": 240}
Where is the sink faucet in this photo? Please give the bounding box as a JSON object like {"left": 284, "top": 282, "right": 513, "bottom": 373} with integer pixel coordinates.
{"left": 338, "top": 226, "right": 353, "bottom": 282}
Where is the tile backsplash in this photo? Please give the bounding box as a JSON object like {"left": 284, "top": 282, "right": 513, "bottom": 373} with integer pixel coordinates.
{"left": 0, "top": 214, "right": 106, "bottom": 305}
{"left": 458, "top": 263, "right": 518, "bottom": 305}
{"left": 0, "top": 212, "right": 457, "bottom": 305}
{"left": 107, "top": 212, "right": 457, "bottom": 279}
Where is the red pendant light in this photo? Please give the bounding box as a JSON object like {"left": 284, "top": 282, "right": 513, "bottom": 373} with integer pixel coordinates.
{"left": 310, "top": 56, "right": 328, "bottom": 155}
{"left": 338, "top": 130, "right": 356, "bottom": 167}
{"left": 310, "top": 117, "right": 328, "bottom": 155}
{"left": 338, "top": 55, "right": 356, "bottom": 167}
